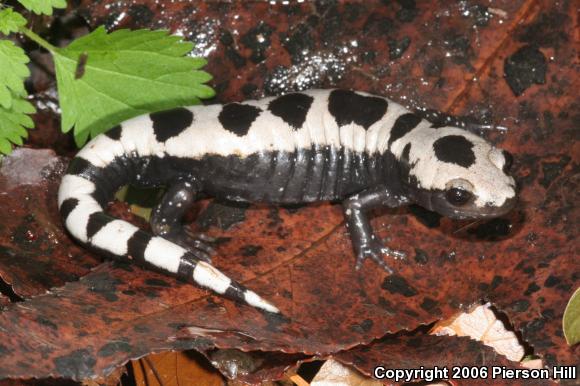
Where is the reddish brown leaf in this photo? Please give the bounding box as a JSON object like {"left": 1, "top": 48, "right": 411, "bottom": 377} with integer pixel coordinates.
{"left": 0, "top": 148, "right": 99, "bottom": 298}
{"left": 0, "top": 148, "right": 148, "bottom": 299}
{"left": 334, "top": 334, "right": 557, "bottom": 385}
{"left": 0, "top": 0, "right": 576, "bottom": 383}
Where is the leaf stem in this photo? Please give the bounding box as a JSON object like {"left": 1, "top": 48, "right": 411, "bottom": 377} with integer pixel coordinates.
{"left": 20, "top": 27, "right": 57, "bottom": 52}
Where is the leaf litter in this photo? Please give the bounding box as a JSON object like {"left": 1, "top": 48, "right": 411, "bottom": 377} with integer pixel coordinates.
{"left": 0, "top": 0, "right": 577, "bottom": 383}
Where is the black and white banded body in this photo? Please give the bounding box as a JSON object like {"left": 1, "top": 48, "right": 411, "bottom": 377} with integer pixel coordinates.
{"left": 58, "top": 89, "right": 516, "bottom": 312}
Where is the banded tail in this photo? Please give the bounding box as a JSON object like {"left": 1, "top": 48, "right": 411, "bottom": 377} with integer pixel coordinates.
{"left": 57, "top": 135, "right": 279, "bottom": 314}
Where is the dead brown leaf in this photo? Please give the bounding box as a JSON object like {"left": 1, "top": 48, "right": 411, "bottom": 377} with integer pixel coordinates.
{"left": 0, "top": 0, "right": 577, "bottom": 383}
{"left": 132, "top": 351, "right": 223, "bottom": 386}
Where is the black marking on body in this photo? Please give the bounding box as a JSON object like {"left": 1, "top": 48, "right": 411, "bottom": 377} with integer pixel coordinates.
{"left": 433, "top": 135, "right": 476, "bottom": 168}
{"left": 268, "top": 93, "right": 314, "bottom": 130}
{"left": 60, "top": 198, "right": 79, "bottom": 220}
{"left": 399, "top": 143, "right": 414, "bottom": 184}
{"left": 86, "top": 212, "right": 114, "bottom": 240}
{"left": 150, "top": 108, "right": 194, "bottom": 142}
{"left": 400, "top": 143, "right": 412, "bottom": 164}
{"left": 218, "top": 103, "right": 262, "bottom": 137}
{"left": 388, "top": 113, "right": 422, "bottom": 147}
{"left": 224, "top": 280, "right": 246, "bottom": 300}
{"left": 126, "top": 230, "right": 151, "bottom": 261}
{"left": 105, "top": 125, "right": 123, "bottom": 141}
{"left": 146, "top": 148, "right": 389, "bottom": 204}
{"left": 322, "top": 145, "right": 340, "bottom": 198}
{"left": 328, "top": 89, "right": 388, "bottom": 130}
{"left": 303, "top": 145, "right": 326, "bottom": 201}
{"left": 68, "top": 138, "right": 403, "bottom": 209}
{"left": 281, "top": 149, "right": 307, "bottom": 201}
{"left": 67, "top": 157, "right": 96, "bottom": 177}
{"left": 265, "top": 151, "right": 288, "bottom": 200}
{"left": 66, "top": 157, "right": 127, "bottom": 206}
{"left": 177, "top": 253, "right": 197, "bottom": 281}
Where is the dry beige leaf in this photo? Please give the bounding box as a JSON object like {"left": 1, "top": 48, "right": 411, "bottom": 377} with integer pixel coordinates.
{"left": 431, "top": 303, "right": 525, "bottom": 362}
{"left": 520, "top": 358, "right": 544, "bottom": 370}
{"left": 310, "top": 359, "right": 383, "bottom": 386}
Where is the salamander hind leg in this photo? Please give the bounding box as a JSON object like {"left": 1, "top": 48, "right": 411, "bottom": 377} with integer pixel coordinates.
{"left": 342, "top": 185, "right": 409, "bottom": 273}
{"left": 151, "top": 180, "right": 216, "bottom": 263}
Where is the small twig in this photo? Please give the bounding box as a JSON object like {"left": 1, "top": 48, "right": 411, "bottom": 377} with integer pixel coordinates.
{"left": 453, "top": 219, "right": 483, "bottom": 234}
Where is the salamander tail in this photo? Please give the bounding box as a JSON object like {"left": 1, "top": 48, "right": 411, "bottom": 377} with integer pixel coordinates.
{"left": 190, "top": 260, "right": 280, "bottom": 313}
{"left": 58, "top": 162, "right": 279, "bottom": 314}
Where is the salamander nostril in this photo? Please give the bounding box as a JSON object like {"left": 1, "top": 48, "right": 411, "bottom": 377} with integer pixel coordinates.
{"left": 502, "top": 150, "right": 513, "bottom": 173}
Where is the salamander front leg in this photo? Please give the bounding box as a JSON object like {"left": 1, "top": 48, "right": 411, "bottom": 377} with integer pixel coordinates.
{"left": 342, "top": 186, "right": 409, "bottom": 273}
{"left": 151, "top": 180, "right": 216, "bottom": 263}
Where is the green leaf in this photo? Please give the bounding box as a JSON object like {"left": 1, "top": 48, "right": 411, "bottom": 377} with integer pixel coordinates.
{"left": 0, "top": 96, "right": 35, "bottom": 155}
{"left": 0, "top": 8, "right": 27, "bottom": 35}
{"left": 0, "top": 39, "right": 30, "bottom": 108}
{"left": 0, "top": 39, "right": 33, "bottom": 155}
{"left": 52, "top": 27, "right": 215, "bottom": 147}
{"left": 16, "top": 0, "right": 67, "bottom": 16}
{"left": 563, "top": 287, "right": 580, "bottom": 345}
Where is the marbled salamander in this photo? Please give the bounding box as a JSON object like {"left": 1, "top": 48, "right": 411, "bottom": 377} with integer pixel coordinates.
{"left": 58, "top": 89, "right": 516, "bottom": 313}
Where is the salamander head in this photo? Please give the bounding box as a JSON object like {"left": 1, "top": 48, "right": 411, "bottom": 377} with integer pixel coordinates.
{"left": 395, "top": 127, "right": 516, "bottom": 220}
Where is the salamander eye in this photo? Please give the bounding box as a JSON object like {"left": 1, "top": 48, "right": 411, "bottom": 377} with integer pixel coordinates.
{"left": 502, "top": 150, "right": 513, "bottom": 173}
{"left": 445, "top": 188, "right": 472, "bottom": 206}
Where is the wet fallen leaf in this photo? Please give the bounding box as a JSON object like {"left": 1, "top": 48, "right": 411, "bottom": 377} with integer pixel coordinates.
{"left": 0, "top": 0, "right": 577, "bottom": 383}
{"left": 0, "top": 148, "right": 100, "bottom": 297}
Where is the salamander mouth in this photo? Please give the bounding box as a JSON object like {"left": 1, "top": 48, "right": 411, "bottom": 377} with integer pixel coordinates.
{"left": 440, "top": 196, "right": 517, "bottom": 220}
{"left": 409, "top": 187, "right": 517, "bottom": 220}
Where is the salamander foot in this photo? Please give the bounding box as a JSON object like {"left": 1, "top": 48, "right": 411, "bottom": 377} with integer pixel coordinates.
{"left": 354, "top": 237, "right": 405, "bottom": 273}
